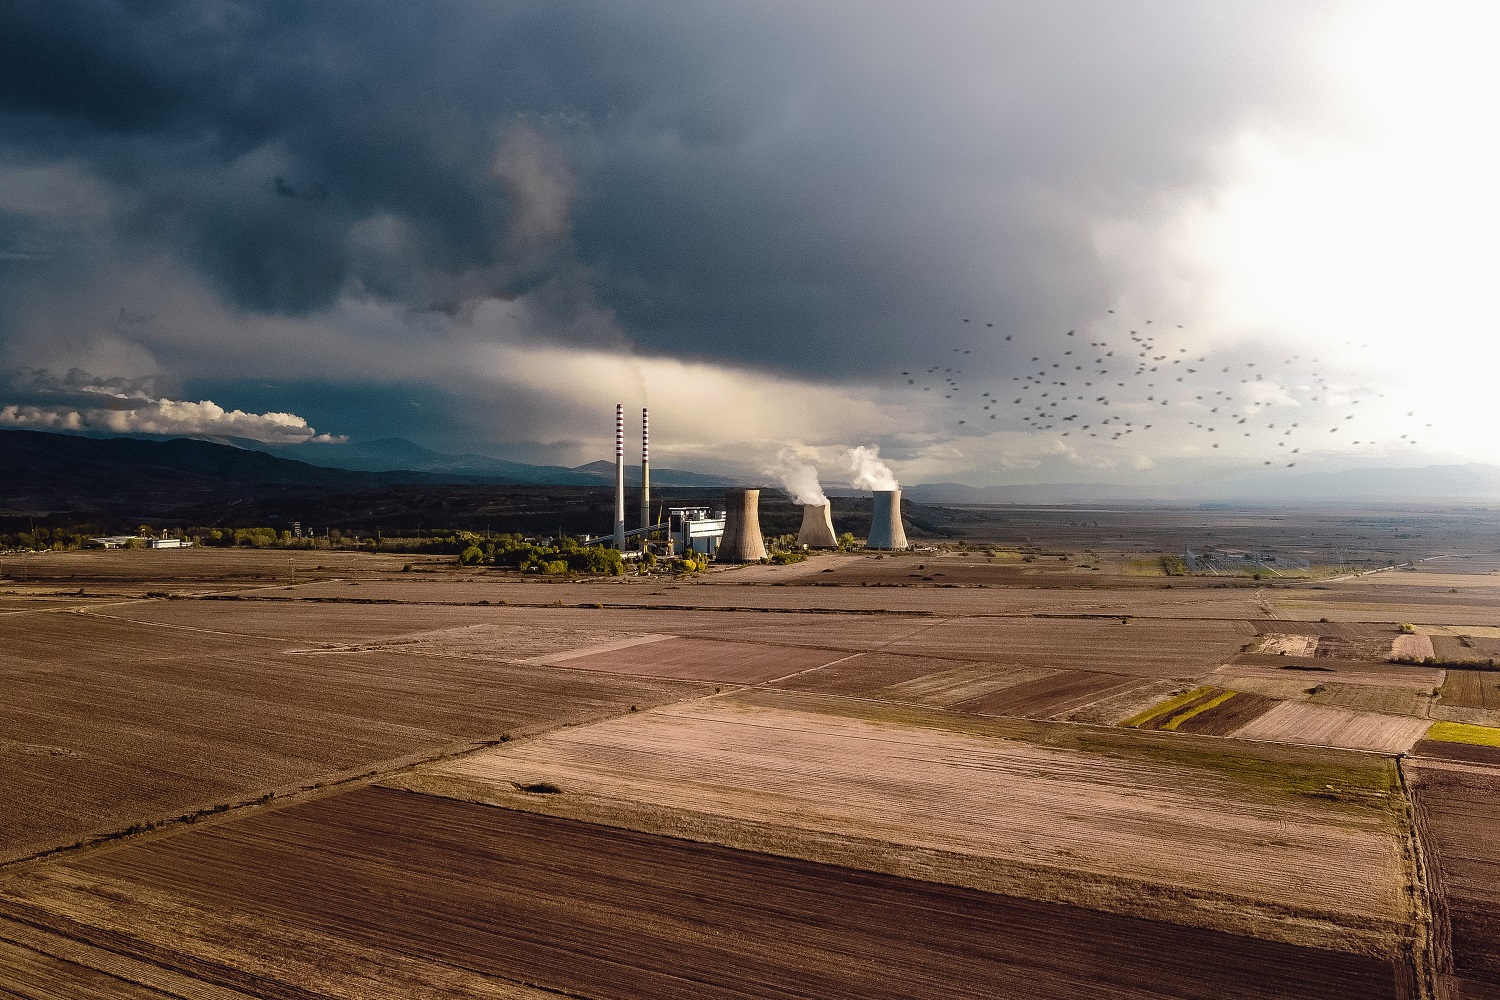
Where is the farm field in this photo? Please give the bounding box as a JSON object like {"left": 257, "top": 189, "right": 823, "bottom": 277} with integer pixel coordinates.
{"left": 406, "top": 689, "right": 1413, "bottom": 954}
{"left": 7, "top": 505, "right": 1500, "bottom": 997}
{"left": 0, "top": 607, "right": 704, "bottom": 862}
{"left": 0, "top": 787, "right": 1408, "bottom": 1000}
{"left": 1409, "top": 760, "right": 1500, "bottom": 999}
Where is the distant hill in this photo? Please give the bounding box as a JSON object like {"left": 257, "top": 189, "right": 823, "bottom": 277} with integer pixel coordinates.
{"left": 249, "top": 437, "right": 737, "bottom": 487}
{"left": 249, "top": 437, "right": 603, "bottom": 484}
{"left": 0, "top": 429, "right": 743, "bottom": 530}
{"left": 568, "top": 459, "right": 737, "bottom": 488}
{"left": 909, "top": 464, "right": 1500, "bottom": 505}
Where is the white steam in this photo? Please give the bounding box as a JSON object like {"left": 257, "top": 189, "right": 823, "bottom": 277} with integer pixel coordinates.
{"left": 847, "top": 445, "right": 898, "bottom": 491}
{"left": 766, "top": 450, "right": 828, "bottom": 506}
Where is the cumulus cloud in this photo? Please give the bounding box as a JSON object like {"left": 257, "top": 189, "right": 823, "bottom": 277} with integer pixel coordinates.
{"left": 0, "top": 366, "right": 342, "bottom": 443}
{"left": 0, "top": 397, "right": 342, "bottom": 443}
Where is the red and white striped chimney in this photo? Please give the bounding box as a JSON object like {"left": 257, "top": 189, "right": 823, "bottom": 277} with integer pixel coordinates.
{"left": 613, "top": 403, "right": 625, "bottom": 549}
{"left": 641, "top": 407, "right": 651, "bottom": 534}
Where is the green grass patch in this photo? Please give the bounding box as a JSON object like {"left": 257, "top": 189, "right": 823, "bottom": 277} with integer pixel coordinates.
{"left": 1427, "top": 721, "right": 1500, "bottom": 747}
{"left": 1160, "top": 690, "right": 1237, "bottom": 731}
{"left": 1123, "top": 686, "right": 1215, "bottom": 728}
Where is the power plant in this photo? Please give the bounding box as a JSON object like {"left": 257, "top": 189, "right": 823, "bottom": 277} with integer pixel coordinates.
{"left": 716, "top": 488, "right": 768, "bottom": 562}
{"left": 796, "top": 503, "right": 838, "bottom": 548}
{"left": 866, "top": 489, "right": 908, "bottom": 550}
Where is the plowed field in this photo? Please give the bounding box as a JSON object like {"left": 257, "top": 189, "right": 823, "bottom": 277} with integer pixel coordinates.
{"left": 0, "top": 787, "right": 1407, "bottom": 1000}
{"left": 0, "top": 611, "right": 701, "bottom": 862}
{"left": 877, "top": 617, "right": 1253, "bottom": 677}
{"left": 953, "top": 669, "right": 1144, "bottom": 718}
{"left": 416, "top": 691, "right": 1410, "bottom": 948}
{"left": 1440, "top": 671, "right": 1500, "bottom": 711}
{"left": 555, "top": 636, "right": 850, "bottom": 683}
{"left": 1409, "top": 760, "right": 1500, "bottom": 999}
{"left": 1233, "top": 702, "right": 1430, "bottom": 753}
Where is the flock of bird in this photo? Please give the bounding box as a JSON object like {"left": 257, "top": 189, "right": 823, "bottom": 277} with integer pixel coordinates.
{"left": 900, "top": 314, "right": 1430, "bottom": 466}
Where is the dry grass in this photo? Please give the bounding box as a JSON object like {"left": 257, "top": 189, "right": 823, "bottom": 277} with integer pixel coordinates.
{"left": 1232, "top": 702, "right": 1431, "bottom": 753}
{"left": 411, "top": 691, "right": 1411, "bottom": 952}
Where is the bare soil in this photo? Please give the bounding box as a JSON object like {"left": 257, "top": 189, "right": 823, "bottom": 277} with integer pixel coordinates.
{"left": 419, "top": 690, "right": 1412, "bottom": 952}
{"left": 1409, "top": 760, "right": 1500, "bottom": 999}
{"left": 0, "top": 609, "right": 703, "bottom": 862}
{"left": 0, "top": 787, "right": 1408, "bottom": 1000}
{"left": 1233, "top": 702, "right": 1431, "bottom": 753}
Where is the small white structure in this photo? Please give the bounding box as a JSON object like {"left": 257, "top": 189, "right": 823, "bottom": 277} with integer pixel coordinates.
{"left": 147, "top": 537, "right": 190, "bottom": 549}
{"left": 667, "top": 506, "right": 725, "bottom": 556}
{"left": 86, "top": 535, "right": 138, "bottom": 549}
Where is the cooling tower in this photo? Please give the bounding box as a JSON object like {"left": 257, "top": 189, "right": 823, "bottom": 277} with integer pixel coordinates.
{"left": 716, "top": 488, "right": 768, "bottom": 563}
{"left": 796, "top": 503, "right": 837, "bottom": 549}
{"left": 866, "top": 489, "right": 908, "bottom": 550}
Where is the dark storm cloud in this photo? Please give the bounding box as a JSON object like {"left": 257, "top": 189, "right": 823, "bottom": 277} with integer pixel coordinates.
{"left": 0, "top": 1, "right": 1358, "bottom": 438}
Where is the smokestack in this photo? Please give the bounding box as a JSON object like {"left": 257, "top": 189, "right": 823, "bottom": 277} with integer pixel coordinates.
{"left": 866, "top": 489, "right": 908, "bottom": 550}
{"left": 796, "top": 503, "right": 837, "bottom": 548}
{"left": 716, "top": 488, "right": 768, "bottom": 563}
{"left": 641, "top": 408, "right": 651, "bottom": 536}
{"left": 613, "top": 403, "right": 625, "bottom": 550}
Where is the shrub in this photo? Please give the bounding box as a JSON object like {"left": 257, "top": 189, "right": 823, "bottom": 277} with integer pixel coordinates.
{"left": 1399, "top": 623, "right": 1417, "bottom": 634}
{"left": 541, "top": 559, "right": 569, "bottom": 575}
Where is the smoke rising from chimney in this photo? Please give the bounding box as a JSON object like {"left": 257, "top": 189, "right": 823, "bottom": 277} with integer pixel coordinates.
{"left": 765, "top": 450, "right": 827, "bottom": 506}
{"left": 847, "top": 445, "right": 898, "bottom": 491}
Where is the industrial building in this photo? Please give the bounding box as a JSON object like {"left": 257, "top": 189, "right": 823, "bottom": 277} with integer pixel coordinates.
{"left": 668, "top": 506, "right": 725, "bottom": 555}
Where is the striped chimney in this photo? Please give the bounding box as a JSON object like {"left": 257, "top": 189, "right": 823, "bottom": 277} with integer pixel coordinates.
{"left": 613, "top": 403, "right": 625, "bottom": 550}
{"left": 641, "top": 408, "right": 651, "bottom": 534}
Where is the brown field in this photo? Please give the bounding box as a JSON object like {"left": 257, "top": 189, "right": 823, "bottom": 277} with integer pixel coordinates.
{"left": 1253, "top": 633, "right": 1321, "bottom": 656}
{"left": 953, "top": 669, "right": 1146, "bottom": 718}
{"left": 1175, "top": 692, "right": 1281, "bottom": 736}
{"left": 1439, "top": 671, "right": 1500, "bottom": 711}
{"left": 413, "top": 690, "right": 1412, "bottom": 952}
{"left": 1409, "top": 760, "right": 1500, "bottom": 999}
{"left": 9, "top": 514, "right": 1500, "bottom": 997}
{"left": 1431, "top": 634, "right": 1500, "bottom": 663}
{"left": 1233, "top": 702, "right": 1431, "bottom": 753}
{"left": 0, "top": 787, "right": 1408, "bottom": 1000}
{"left": 0, "top": 609, "right": 703, "bottom": 862}
{"left": 280, "top": 572, "right": 1275, "bottom": 618}
{"left": 1410, "top": 740, "right": 1500, "bottom": 767}
{"left": 867, "top": 661, "right": 1055, "bottom": 706}
{"left": 556, "top": 635, "right": 852, "bottom": 683}
{"left": 770, "top": 651, "right": 981, "bottom": 697}
{"left": 876, "top": 616, "right": 1254, "bottom": 677}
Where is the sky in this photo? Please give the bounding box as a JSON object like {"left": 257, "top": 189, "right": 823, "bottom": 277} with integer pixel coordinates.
{"left": 1, "top": 1, "right": 1496, "bottom": 489}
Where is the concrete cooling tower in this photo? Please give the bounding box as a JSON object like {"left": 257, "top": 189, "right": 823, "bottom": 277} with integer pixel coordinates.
{"left": 717, "top": 488, "right": 768, "bottom": 563}
{"left": 866, "top": 489, "right": 908, "bottom": 550}
{"left": 796, "top": 503, "right": 838, "bottom": 549}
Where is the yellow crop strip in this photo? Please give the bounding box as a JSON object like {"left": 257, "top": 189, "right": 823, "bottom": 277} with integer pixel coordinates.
{"left": 1427, "top": 721, "right": 1500, "bottom": 747}
{"left": 1161, "top": 690, "right": 1237, "bottom": 731}
{"left": 1123, "top": 686, "right": 1217, "bottom": 729}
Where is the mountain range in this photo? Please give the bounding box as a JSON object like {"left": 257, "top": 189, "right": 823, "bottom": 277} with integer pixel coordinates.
{"left": 246, "top": 437, "right": 735, "bottom": 487}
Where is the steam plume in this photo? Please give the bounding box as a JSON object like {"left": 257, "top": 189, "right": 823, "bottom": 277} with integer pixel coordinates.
{"left": 766, "top": 450, "right": 827, "bottom": 506}
{"left": 847, "top": 445, "right": 898, "bottom": 491}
